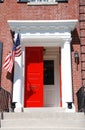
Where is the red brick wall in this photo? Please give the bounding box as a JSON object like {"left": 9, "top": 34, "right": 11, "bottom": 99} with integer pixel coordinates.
{"left": 71, "top": 28, "right": 82, "bottom": 111}
{"left": 0, "top": 0, "right": 81, "bottom": 110}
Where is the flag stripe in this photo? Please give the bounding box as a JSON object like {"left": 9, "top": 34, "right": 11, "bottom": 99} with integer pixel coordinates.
{"left": 3, "top": 33, "right": 22, "bottom": 73}
{"left": 3, "top": 52, "right": 14, "bottom": 73}
{"left": 3, "top": 53, "right": 11, "bottom": 68}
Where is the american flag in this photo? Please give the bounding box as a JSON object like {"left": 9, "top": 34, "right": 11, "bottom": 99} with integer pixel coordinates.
{"left": 3, "top": 33, "right": 22, "bottom": 73}
{"left": 3, "top": 52, "right": 14, "bottom": 73}
{"left": 13, "top": 33, "right": 22, "bottom": 57}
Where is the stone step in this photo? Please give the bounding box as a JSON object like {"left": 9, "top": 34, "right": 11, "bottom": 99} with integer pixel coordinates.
{"left": 0, "top": 127, "right": 83, "bottom": 130}
{"left": 3, "top": 111, "right": 85, "bottom": 120}
{"left": 23, "top": 107, "right": 65, "bottom": 113}
{"left": 1, "top": 108, "right": 85, "bottom": 130}
{"left": 1, "top": 118, "right": 85, "bottom": 128}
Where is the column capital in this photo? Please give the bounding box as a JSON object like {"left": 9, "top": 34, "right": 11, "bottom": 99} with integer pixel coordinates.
{"left": 63, "top": 37, "right": 72, "bottom": 44}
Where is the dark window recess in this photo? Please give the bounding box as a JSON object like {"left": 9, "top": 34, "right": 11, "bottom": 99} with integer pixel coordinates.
{"left": 0, "top": 0, "right": 4, "bottom": 2}
{"left": 44, "top": 60, "right": 54, "bottom": 85}
{"left": 17, "top": 0, "right": 28, "bottom": 2}
{"left": 56, "top": 0, "right": 68, "bottom": 2}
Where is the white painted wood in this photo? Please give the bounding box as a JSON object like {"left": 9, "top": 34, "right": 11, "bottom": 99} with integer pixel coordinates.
{"left": 61, "top": 40, "right": 73, "bottom": 108}
{"left": 44, "top": 48, "right": 60, "bottom": 107}
{"left": 13, "top": 56, "right": 22, "bottom": 108}
{"left": 8, "top": 20, "right": 78, "bottom": 33}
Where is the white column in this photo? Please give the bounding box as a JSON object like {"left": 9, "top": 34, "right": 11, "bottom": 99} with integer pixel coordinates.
{"left": 61, "top": 40, "right": 73, "bottom": 108}
{"left": 13, "top": 56, "right": 22, "bottom": 111}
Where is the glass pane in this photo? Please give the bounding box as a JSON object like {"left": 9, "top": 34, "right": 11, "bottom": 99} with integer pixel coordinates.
{"left": 44, "top": 60, "right": 54, "bottom": 85}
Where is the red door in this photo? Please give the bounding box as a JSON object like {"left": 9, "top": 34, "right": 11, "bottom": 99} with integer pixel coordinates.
{"left": 24, "top": 47, "right": 43, "bottom": 107}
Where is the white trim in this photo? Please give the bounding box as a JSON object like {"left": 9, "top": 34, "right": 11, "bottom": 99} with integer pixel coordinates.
{"left": 27, "top": 1, "right": 58, "bottom": 5}
{"left": 8, "top": 20, "right": 78, "bottom": 33}
{"left": 61, "top": 40, "right": 72, "bottom": 107}
{"left": 21, "top": 33, "right": 71, "bottom": 47}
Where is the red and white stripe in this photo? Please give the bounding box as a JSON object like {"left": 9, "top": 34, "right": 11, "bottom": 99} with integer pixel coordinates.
{"left": 3, "top": 52, "right": 14, "bottom": 73}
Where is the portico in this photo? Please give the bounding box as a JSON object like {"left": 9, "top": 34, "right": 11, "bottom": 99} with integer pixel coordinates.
{"left": 8, "top": 20, "right": 78, "bottom": 112}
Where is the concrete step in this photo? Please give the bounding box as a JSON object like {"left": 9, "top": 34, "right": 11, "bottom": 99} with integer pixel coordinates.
{"left": 1, "top": 118, "right": 85, "bottom": 128}
{"left": 2, "top": 107, "right": 85, "bottom": 119}
{"left": 23, "top": 107, "right": 65, "bottom": 113}
{"left": 3, "top": 111, "right": 85, "bottom": 120}
{"left": 0, "top": 128, "right": 85, "bottom": 130}
{"left": 1, "top": 108, "right": 85, "bottom": 130}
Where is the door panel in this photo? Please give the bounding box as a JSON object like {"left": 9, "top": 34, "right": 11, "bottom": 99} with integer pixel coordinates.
{"left": 44, "top": 51, "right": 60, "bottom": 107}
{"left": 24, "top": 47, "right": 43, "bottom": 107}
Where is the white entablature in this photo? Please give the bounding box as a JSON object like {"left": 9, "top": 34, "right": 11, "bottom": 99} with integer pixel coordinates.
{"left": 8, "top": 20, "right": 78, "bottom": 47}
{"left": 8, "top": 20, "right": 78, "bottom": 33}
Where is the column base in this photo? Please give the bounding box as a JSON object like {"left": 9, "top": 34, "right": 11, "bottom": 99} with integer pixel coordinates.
{"left": 13, "top": 102, "right": 23, "bottom": 112}
{"left": 65, "top": 103, "right": 76, "bottom": 112}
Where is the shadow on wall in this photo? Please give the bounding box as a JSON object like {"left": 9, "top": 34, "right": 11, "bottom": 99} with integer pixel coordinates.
{"left": 71, "top": 28, "right": 81, "bottom": 111}
{"left": 71, "top": 28, "right": 80, "bottom": 51}
{"left": 0, "top": 87, "right": 11, "bottom": 112}
{"left": 6, "top": 68, "right": 14, "bottom": 82}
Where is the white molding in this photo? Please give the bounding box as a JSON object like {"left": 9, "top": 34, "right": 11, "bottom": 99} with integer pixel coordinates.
{"left": 21, "top": 33, "right": 72, "bottom": 47}
{"left": 8, "top": 20, "right": 78, "bottom": 47}
{"left": 8, "top": 20, "right": 78, "bottom": 33}
{"left": 27, "top": 2, "right": 58, "bottom": 5}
